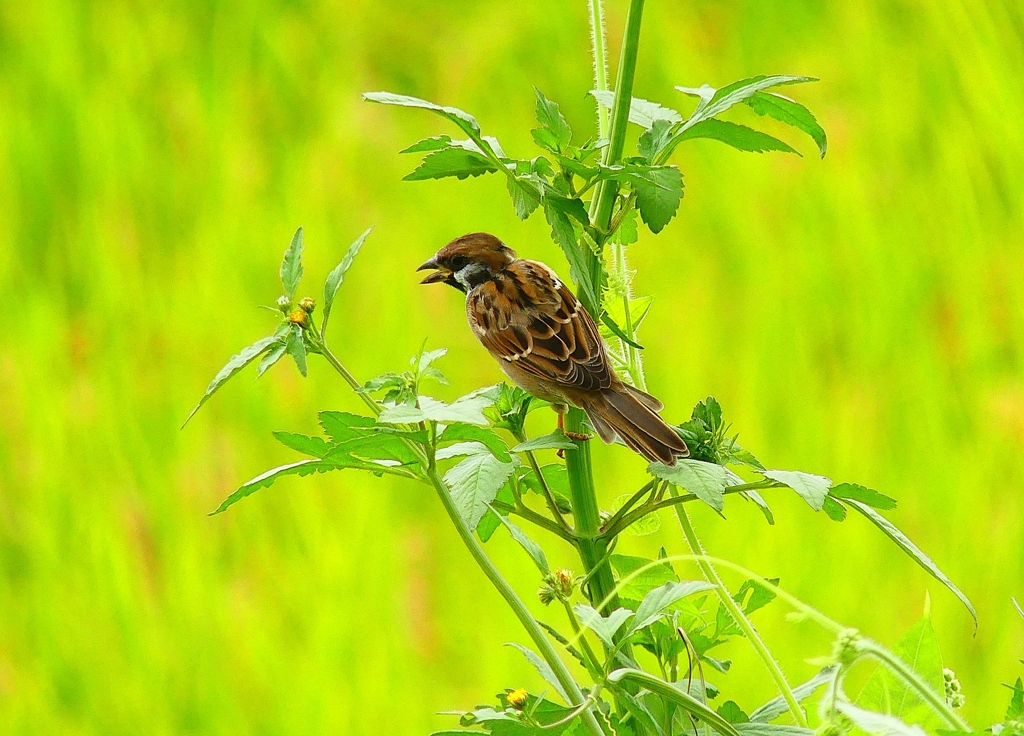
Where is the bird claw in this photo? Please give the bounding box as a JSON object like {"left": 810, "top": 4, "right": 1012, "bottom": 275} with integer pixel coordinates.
{"left": 564, "top": 431, "right": 592, "bottom": 442}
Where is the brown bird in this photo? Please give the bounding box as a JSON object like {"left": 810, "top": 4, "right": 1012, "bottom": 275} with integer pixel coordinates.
{"left": 418, "top": 232, "right": 689, "bottom": 465}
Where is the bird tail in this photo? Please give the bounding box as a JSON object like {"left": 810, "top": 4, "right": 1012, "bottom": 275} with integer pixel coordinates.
{"left": 581, "top": 386, "right": 689, "bottom": 465}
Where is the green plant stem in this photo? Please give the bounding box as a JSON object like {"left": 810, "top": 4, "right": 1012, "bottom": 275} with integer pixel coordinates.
{"left": 514, "top": 431, "right": 572, "bottom": 533}
{"left": 316, "top": 340, "right": 606, "bottom": 736}
{"left": 588, "top": 0, "right": 610, "bottom": 139}
{"left": 673, "top": 500, "right": 809, "bottom": 728}
{"left": 600, "top": 478, "right": 658, "bottom": 533}
{"left": 855, "top": 640, "right": 971, "bottom": 732}
{"left": 590, "top": 0, "right": 645, "bottom": 237}
{"left": 561, "top": 598, "right": 604, "bottom": 680}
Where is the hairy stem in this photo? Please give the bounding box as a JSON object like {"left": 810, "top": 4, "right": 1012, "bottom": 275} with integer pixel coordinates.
{"left": 588, "top": 0, "right": 610, "bottom": 139}
{"left": 673, "top": 500, "right": 809, "bottom": 728}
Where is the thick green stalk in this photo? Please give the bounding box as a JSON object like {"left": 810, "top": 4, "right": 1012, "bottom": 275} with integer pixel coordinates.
{"left": 588, "top": 0, "right": 610, "bottom": 139}
{"left": 589, "top": 0, "right": 646, "bottom": 235}
{"left": 673, "top": 501, "right": 809, "bottom": 728}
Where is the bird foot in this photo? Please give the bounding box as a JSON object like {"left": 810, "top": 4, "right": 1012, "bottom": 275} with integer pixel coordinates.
{"left": 564, "top": 431, "right": 592, "bottom": 441}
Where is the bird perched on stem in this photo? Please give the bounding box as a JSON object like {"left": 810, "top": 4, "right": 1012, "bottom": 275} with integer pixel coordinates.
{"left": 418, "top": 232, "right": 689, "bottom": 465}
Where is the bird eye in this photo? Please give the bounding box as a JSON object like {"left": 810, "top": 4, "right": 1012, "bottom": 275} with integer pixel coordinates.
{"left": 450, "top": 256, "right": 469, "bottom": 270}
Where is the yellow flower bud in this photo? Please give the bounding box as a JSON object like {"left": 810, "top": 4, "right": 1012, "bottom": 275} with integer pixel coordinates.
{"left": 507, "top": 688, "right": 528, "bottom": 711}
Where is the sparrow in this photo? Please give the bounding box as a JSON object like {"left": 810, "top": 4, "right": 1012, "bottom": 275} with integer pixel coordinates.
{"left": 418, "top": 232, "right": 689, "bottom": 466}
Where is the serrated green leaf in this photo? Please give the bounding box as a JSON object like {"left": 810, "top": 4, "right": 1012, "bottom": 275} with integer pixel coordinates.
{"left": 506, "top": 174, "right": 543, "bottom": 220}
{"left": 830, "top": 482, "right": 897, "bottom": 511}
{"left": 379, "top": 386, "right": 500, "bottom": 427}
{"left": 401, "top": 135, "right": 452, "bottom": 154}
{"left": 506, "top": 643, "right": 568, "bottom": 702}
{"left": 285, "top": 324, "right": 307, "bottom": 377}
{"left": 1007, "top": 677, "right": 1024, "bottom": 720}
{"left": 638, "top": 119, "right": 678, "bottom": 163}
{"left": 736, "top": 725, "right": 813, "bottom": 736}
{"left": 676, "top": 75, "right": 817, "bottom": 124}
{"left": 675, "top": 119, "right": 800, "bottom": 155}
{"left": 322, "top": 227, "right": 371, "bottom": 336}
{"left": 611, "top": 554, "right": 678, "bottom": 601}
{"left": 574, "top": 604, "right": 633, "bottom": 648}
{"left": 362, "top": 91, "right": 483, "bottom": 138}
{"left": 182, "top": 335, "right": 279, "bottom": 427}
{"left": 404, "top": 144, "right": 498, "bottom": 181}
{"left": 718, "top": 701, "right": 750, "bottom": 724}
{"left": 741, "top": 490, "right": 775, "bottom": 525}
{"left": 493, "top": 511, "right": 549, "bottom": 574}
{"left": 612, "top": 493, "right": 661, "bottom": 536}
{"left": 445, "top": 451, "right": 517, "bottom": 530}
{"left": 512, "top": 430, "right": 576, "bottom": 453}
{"left": 857, "top": 614, "right": 945, "bottom": 733}
{"left": 542, "top": 193, "right": 599, "bottom": 314}
{"left": 440, "top": 424, "right": 511, "bottom": 462}
{"left": 256, "top": 340, "right": 287, "bottom": 378}
{"left": 631, "top": 166, "right": 684, "bottom": 234}
{"left": 841, "top": 499, "right": 977, "bottom": 627}
{"left": 318, "top": 411, "right": 376, "bottom": 442}
{"left": 631, "top": 580, "right": 716, "bottom": 632}
{"left": 650, "top": 459, "right": 727, "bottom": 512}
{"left": 280, "top": 227, "right": 304, "bottom": 298}
{"left": 735, "top": 578, "right": 779, "bottom": 615}
{"left": 746, "top": 92, "right": 827, "bottom": 158}
{"left": 836, "top": 702, "right": 927, "bottom": 736}
{"left": 590, "top": 90, "right": 683, "bottom": 129}
{"left": 272, "top": 431, "right": 331, "bottom": 458}
{"left": 211, "top": 459, "right": 337, "bottom": 515}
{"left": 762, "top": 469, "right": 831, "bottom": 511}
{"left": 533, "top": 87, "right": 572, "bottom": 152}
{"left": 435, "top": 440, "right": 491, "bottom": 461}
{"left": 822, "top": 496, "right": 848, "bottom": 521}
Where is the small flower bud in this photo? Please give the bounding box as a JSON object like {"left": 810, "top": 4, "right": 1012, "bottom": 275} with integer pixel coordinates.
{"left": 831, "top": 628, "right": 861, "bottom": 666}
{"left": 277, "top": 295, "right": 291, "bottom": 314}
{"left": 537, "top": 582, "right": 557, "bottom": 606}
{"left": 551, "top": 569, "right": 576, "bottom": 598}
{"left": 288, "top": 309, "right": 307, "bottom": 326}
{"left": 943, "top": 668, "right": 964, "bottom": 707}
{"left": 299, "top": 296, "right": 316, "bottom": 314}
{"left": 507, "top": 688, "right": 528, "bottom": 711}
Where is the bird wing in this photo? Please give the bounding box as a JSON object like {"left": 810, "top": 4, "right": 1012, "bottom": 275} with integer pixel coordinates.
{"left": 467, "top": 259, "right": 614, "bottom": 393}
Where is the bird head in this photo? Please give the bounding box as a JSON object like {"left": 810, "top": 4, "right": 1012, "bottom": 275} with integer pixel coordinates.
{"left": 417, "top": 233, "right": 517, "bottom": 293}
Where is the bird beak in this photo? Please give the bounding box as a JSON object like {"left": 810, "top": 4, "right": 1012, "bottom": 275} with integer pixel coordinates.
{"left": 417, "top": 256, "right": 449, "bottom": 284}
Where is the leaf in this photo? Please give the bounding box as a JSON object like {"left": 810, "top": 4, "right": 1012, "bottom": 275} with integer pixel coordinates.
{"left": 256, "top": 340, "right": 287, "bottom": 378}
{"left": 822, "top": 496, "right": 848, "bottom": 521}
{"left": 613, "top": 493, "right": 661, "bottom": 536}
{"left": 857, "top": 614, "right": 946, "bottom": 733}
{"left": 512, "top": 430, "right": 576, "bottom": 453}
{"left": 1007, "top": 677, "right": 1024, "bottom": 720}
{"left": 835, "top": 702, "right": 928, "bottom": 736}
{"left": 476, "top": 483, "right": 514, "bottom": 542}
{"left": 750, "top": 667, "right": 836, "bottom": 722}
{"left": 590, "top": 90, "right": 683, "bottom": 128}
{"left": 650, "top": 459, "right": 728, "bottom": 512}
{"left": 440, "top": 424, "right": 512, "bottom": 462}
{"left": 542, "top": 194, "right": 599, "bottom": 313}
{"left": 718, "top": 701, "right": 750, "bottom": 724}
{"left": 674, "top": 119, "right": 800, "bottom": 155}
{"left": 638, "top": 119, "right": 677, "bottom": 162}
{"left": 611, "top": 554, "right": 678, "bottom": 601}
{"left": 745, "top": 91, "right": 827, "bottom": 158}
{"left": 506, "top": 643, "right": 568, "bottom": 702}
{"left": 272, "top": 431, "right": 331, "bottom": 458}
{"left": 533, "top": 87, "right": 572, "bottom": 152}
{"left": 182, "top": 335, "right": 279, "bottom": 426}
{"left": 573, "top": 604, "right": 633, "bottom": 648}
{"left": 1014, "top": 598, "right": 1024, "bottom": 622}
{"left": 362, "top": 91, "right": 483, "bottom": 139}
{"left": 762, "top": 470, "right": 832, "bottom": 511}
{"left": 493, "top": 512, "right": 549, "bottom": 574}
{"left": 436, "top": 440, "right": 491, "bottom": 461}
{"left": 211, "top": 459, "right": 338, "bottom": 515}
{"left": 506, "top": 174, "right": 543, "bottom": 220}
{"left": 741, "top": 489, "right": 775, "bottom": 525}
{"left": 322, "top": 227, "right": 371, "bottom": 335}
{"left": 404, "top": 144, "right": 498, "bottom": 181}
{"left": 318, "top": 411, "right": 377, "bottom": 442}
{"left": 830, "top": 482, "right": 897, "bottom": 511}
{"left": 379, "top": 387, "right": 500, "bottom": 427}
{"left": 601, "top": 313, "right": 645, "bottom": 350}
{"left": 841, "top": 499, "right": 976, "bottom": 626}
{"left": 676, "top": 75, "right": 817, "bottom": 124}
{"left": 631, "top": 580, "right": 716, "bottom": 632}
{"left": 631, "top": 166, "right": 684, "bottom": 234}
{"left": 735, "top": 578, "right": 778, "bottom": 615}
{"left": 280, "top": 227, "right": 304, "bottom": 298}
{"left": 444, "top": 450, "right": 517, "bottom": 531}
{"left": 607, "top": 669, "right": 743, "bottom": 736}
{"left": 285, "top": 324, "right": 307, "bottom": 377}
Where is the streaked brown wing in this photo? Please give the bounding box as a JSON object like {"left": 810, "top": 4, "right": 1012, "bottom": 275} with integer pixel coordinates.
{"left": 467, "top": 259, "right": 614, "bottom": 393}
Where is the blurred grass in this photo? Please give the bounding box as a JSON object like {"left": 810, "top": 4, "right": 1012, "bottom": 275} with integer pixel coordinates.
{"left": 0, "top": 0, "right": 1022, "bottom": 733}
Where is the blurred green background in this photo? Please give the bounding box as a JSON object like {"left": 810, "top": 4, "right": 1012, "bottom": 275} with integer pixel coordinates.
{"left": 1, "top": 0, "right": 1021, "bottom": 733}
